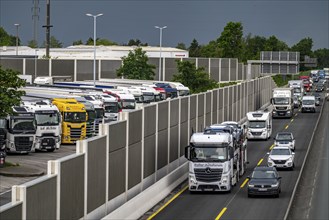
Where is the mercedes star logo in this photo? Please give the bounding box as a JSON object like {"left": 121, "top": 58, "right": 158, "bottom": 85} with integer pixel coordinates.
{"left": 205, "top": 167, "right": 212, "bottom": 174}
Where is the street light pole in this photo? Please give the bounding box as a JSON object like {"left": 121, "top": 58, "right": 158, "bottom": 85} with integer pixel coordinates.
{"left": 155, "top": 26, "right": 167, "bottom": 81}
{"left": 86, "top": 13, "right": 103, "bottom": 87}
{"left": 14, "top": 23, "right": 20, "bottom": 56}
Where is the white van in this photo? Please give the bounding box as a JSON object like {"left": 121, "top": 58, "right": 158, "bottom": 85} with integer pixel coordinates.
{"left": 301, "top": 96, "right": 316, "bottom": 113}
{"left": 246, "top": 111, "right": 272, "bottom": 140}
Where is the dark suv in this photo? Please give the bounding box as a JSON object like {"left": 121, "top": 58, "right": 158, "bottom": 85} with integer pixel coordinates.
{"left": 247, "top": 166, "right": 281, "bottom": 198}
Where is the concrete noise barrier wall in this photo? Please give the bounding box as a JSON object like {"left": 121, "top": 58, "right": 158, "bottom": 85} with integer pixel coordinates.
{"left": 0, "top": 76, "right": 275, "bottom": 220}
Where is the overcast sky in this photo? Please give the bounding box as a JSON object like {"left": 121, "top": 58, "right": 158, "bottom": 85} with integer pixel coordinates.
{"left": 1, "top": 0, "right": 328, "bottom": 50}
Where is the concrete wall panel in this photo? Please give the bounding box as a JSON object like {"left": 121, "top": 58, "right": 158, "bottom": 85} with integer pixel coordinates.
{"left": 221, "top": 58, "right": 230, "bottom": 81}
{"left": 180, "top": 97, "right": 188, "bottom": 123}
{"left": 180, "top": 121, "right": 188, "bottom": 157}
{"left": 52, "top": 60, "right": 74, "bottom": 80}
{"left": 158, "top": 102, "right": 169, "bottom": 131}
{"left": 197, "top": 58, "right": 209, "bottom": 73}
{"left": 109, "top": 148, "right": 126, "bottom": 200}
{"left": 60, "top": 154, "right": 85, "bottom": 220}
{"left": 108, "top": 121, "right": 127, "bottom": 152}
{"left": 212, "top": 90, "right": 218, "bottom": 124}
{"left": 26, "top": 59, "right": 49, "bottom": 77}
{"left": 144, "top": 134, "right": 156, "bottom": 178}
{"left": 128, "top": 110, "right": 142, "bottom": 145}
{"left": 77, "top": 60, "right": 98, "bottom": 81}
{"left": 164, "top": 58, "right": 180, "bottom": 81}
{"left": 170, "top": 99, "right": 179, "bottom": 127}
{"left": 87, "top": 136, "right": 107, "bottom": 213}
{"left": 230, "top": 59, "right": 237, "bottom": 81}
{"left": 210, "top": 58, "right": 220, "bottom": 82}
{"left": 128, "top": 142, "right": 142, "bottom": 189}
{"left": 144, "top": 105, "right": 156, "bottom": 137}
{"left": 101, "top": 60, "right": 122, "bottom": 79}
{"left": 198, "top": 94, "right": 204, "bottom": 117}
{"left": 0, "top": 58, "right": 23, "bottom": 74}
{"left": 169, "top": 125, "right": 179, "bottom": 162}
{"left": 189, "top": 95, "right": 197, "bottom": 119}
{"left": 0, "top": 202, "right": 22, "bottom": 220}
{"left": 25, "top": 176, "right": 57, "bottom": 220}
{"left": 157, "top": 129, "right": 168, "bottom": 170}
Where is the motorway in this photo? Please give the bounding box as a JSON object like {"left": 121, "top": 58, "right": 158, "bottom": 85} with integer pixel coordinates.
{"left": 144, "top": 94, "right": 326, "bottom": 219}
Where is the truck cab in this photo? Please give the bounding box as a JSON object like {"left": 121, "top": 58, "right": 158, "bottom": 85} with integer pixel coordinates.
{"left": 6, "top": 107, "right": 37, "bottom": 154}
{"left": 301, "top": 96, "right": 316, "bottom": 113}
{"left": 271, "top": 88, "right": 294, "bottom": 118}
{"left": 23, "top": 100, "right": 61, "bottom": 152}
{"left": 246, "top": 111, "right": 272, "bottom": 140}
{"left": 0, "top": 119, "right": 7, "bottom": 152}
{"left": 185, "top": 132, "right": 245, "bottom": 192}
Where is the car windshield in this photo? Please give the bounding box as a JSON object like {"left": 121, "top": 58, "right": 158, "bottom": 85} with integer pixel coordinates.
{"left": 122, "top": 99, "right": 136, "bottom": 109}
{"left": 273, "top": 97, "right": 289, "bottom": 105}
{"left": 302, "top": 100, "right": 314, "bottom": 105}
{"left": 35, "top": 112, "right": 60, "bottom": 126}
{"left": 64, "top": 112, "right": 86, "bottom": 123}
{"left": 191, "top": 146, "right": 228, "bottom": 162}
{"left": 271, "top": 149, "right": 291, "bottom": 155}
{"left": 83, "top": 96, "right": 95, "bottom": 101}
{"left": 276, "top": 134, "right": 292, "bottom": 140}
{"left": 248, "top": 121, "right": 266, "bottom": 128}
{"left": 10, "top": 118, "right": 36, "bottom": 131}
{"left": 104, "top": 103, "right": 119, "bottom": 113}
{"left": 252, "top": 170, "right": 277, "bottom": 179}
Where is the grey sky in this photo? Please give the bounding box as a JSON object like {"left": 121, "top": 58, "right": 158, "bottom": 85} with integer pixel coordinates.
{"left": 1, "top": 0, "right": 328, "bottom": 50}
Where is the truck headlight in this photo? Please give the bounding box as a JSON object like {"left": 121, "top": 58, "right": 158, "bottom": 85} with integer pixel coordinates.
{"left": 189, "top": 175, "right": 197, "bottom": 184}
{"left": 271, "top": 182, "right": 279, "bottom": 187}
{"left": 29, "top": 137, "right": 34, "bottom": 141}
{"left": 222, "top": 176, "right": 228, "bottom": 184}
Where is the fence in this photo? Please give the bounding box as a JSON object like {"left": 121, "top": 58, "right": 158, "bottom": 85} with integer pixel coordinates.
{"left": 0, "top": 57, "right": 261, "bottom": 82}
{"left": 0, "top": 76, "right": 276, "bottom": 220}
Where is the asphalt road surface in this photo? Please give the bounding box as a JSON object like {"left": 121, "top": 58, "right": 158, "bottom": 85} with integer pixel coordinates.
{"left": 143, "top": 95, "right": 325, "bottom": 220}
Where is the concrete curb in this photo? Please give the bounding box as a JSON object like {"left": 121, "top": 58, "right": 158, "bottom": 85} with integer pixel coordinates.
{"left": 0, "top": 165, "right": 44, "bottom": 177}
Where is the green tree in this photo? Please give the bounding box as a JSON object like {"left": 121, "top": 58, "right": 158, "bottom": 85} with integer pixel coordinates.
{"left": 189, "top": 39, "right": 202, "bottom": 57}
{"left": 27, "top": 40, "right": 38, "bottom": 48}
{"left": 127, "top": 39, "right": 141, "bottom": 46}
{"left": 172, "top": 60, "right": 218, "bottom": 94}
{"left": 0, "top": 66, "right": 26, "bottom": 117}
{"left": 199, "top": 40, "right": 221, "bottom": 58}
{"left": 116, "top": 47, "right": 155, "bottom": 80}
{"left": 42, "top": 36, "right": 63, "bottom": 48}
{"left": 264, "top": 36, "right": 288, "bottom": 51}
{"left": 218, "top": 22, "right": 243, "bottom": 59}
{"left": 72, "top": 40, "right": 83, "bottom": 45}
{"left": 241, "top": 34, "right": 267, "bottom": 62}
{"left": 176, "top": 42, "right": 187, "bottom": 50}
{"left": 86, "top": 38, "right": 117, "bottom": 46}
{"left": 291, "top": 37, "right": 313, "bottom": 59}
{"left": 314, "top": 48, "right": 329, "bottom": 68}
{"left": 0, "top": 27, "right": 17, "bottom": 46}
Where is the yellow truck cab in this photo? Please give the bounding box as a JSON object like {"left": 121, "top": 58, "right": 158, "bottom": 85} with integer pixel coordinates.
{"left": 52, "top": 98, "right": 87, "bottom": 144}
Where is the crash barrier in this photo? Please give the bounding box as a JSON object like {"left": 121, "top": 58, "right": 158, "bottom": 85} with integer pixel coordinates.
{"left": 0, "top": 57, "right": 261, "bottom": 82}
{"left": 0, "top": 76, "right": 276, "bottom": 219}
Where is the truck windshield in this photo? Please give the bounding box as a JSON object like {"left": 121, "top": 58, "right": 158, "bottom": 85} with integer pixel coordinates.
{"left": 0, "top": 119, "right": 6, "bottom": 128}
{"left": 104, "top": 103, "right": 119, "bottom": 113}
{"left": 191, "top": 147, "right": 228, "bottom": 162}
{"left": 64, "top": 112, "right": 86, "bottom": 123}
{"left": 10, "top": 118, "right": 36, "bottom": 131}
{"left": 35, "top": 113, "right": 60, "bottom": 126}
{"left": 121, "top": 99, "right": 136, "bottom": 109}
{"left": 248, "top": 121, "right": 266, "bottom": 128}
{"left": 273, "top": 97, "right": 289, "bottom": 105}
{"left": 302, "top": 100, "right": 314, "bottom": 105}
{"left": 87, "top": 110, "right": 96, "bottom": 121}
{"left": 95, "top": 108, "right": 104, "bottom": 119}
{"left": 143, "top": 94, "right": 155, "bottom": 103}
{"left": 293, "top": 88, "right": 301, "bottom": 93}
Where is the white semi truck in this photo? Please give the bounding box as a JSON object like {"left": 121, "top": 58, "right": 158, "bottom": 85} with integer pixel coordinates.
{"left": 185, "top": 131, "right": 247, "bottom": 192}
{"left": 288, "top": 80, "right": 304, "bottom": 101}
{"left": 6, "top": 106, "right": 37, "bottom": 154}
{"left": 22, "top": 100, "right": 61, "bottom": 152}
{"left": 271, "top": 88, "right": 294, "bottom": 118}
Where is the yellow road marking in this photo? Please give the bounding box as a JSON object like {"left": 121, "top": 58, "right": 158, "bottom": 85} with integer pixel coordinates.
{"left": 291, "top": 119, "right": 294, "bottom": 122}
{"left": 285, "top": 125, "right": 289, "bottom": 129}
{"left": 295, "top": 113, "right": 298, "bottom": 116}
{"left": 240, "top": 178, "right": 249, "bottom": 188}
{"left": 270, "top": 144, "right": 275, "bottom": 150}
{"left": 147, "top": 185, "right": 188, "bottom": 220}
{"left": 257, "top": 158, "right": 263, "bottom": 166}
{"left": 215, "top": 207, "right": 227, "bottom": 220}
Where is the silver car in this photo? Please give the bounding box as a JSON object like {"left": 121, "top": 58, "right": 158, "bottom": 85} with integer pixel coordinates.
{"left": 274, "top": 132, "right": 295, "bottom": 151}
{"left": 267, "top": 146, "right": 295, "bottom": 170}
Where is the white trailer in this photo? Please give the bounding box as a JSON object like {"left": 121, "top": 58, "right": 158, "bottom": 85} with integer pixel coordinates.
{"left": 185, "top": 131, "right": 247, "bottom": 192}
{"left": 22, "top": 100, "right": 61, "bottom": 152}
{"left": 246, "top": 111, "right": 272, "bottom": 140}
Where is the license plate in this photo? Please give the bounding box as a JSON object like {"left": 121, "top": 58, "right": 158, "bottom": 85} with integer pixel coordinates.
{"left": 258, "top": 188, "right": 267, "bottom": 191}
{"left": 276, "top": 164, "right": 284, "bottom": 167}
{"left": 42, "top": 143, "right": 48, "bottom": 146}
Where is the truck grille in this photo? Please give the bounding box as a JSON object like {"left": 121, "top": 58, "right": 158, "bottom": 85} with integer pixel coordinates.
{"left": 194, "top": 168, "right": 223, "bottom": 182}
{"left": 70, "top": 128, "right": 82, "bottom": 139}
{"left": 14, "top": 136, "right": 33, "bottom": 152}
{"left": 251, "top": 132, "right": 262, "bottom": 136}
{"left": 94, "top": 121, "right": 100, "bottom": 136}
{"left": 41, "top": 137, "right": 55, "bottom": 148}
{"left": 276, "top": 107, "right": 287, "bottom": 110}
{"left": 86, "top": 122, "right": 93, "bottom": 138}
{"left": 273, "top": 160, "right": 286, "bottom": 164}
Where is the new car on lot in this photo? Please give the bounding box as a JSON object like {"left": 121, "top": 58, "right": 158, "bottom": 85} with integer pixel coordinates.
{"left": 274, "top": 132, "right": 295, "bottom": 151}
{"left": 247, "top": 166, "right": 281, "bottom": 198}
{"left": 267, "top": 146, "right": 295, "bottom": 170}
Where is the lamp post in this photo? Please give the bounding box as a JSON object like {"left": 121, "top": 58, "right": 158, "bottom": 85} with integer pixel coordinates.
{"left": 155, "top": 26, "right": 167, "bottom": 81}
{"left": 86, "top": 13, "right": 103, "bottom": 87}
{"left": 14, "top": 23, "right": 20, "bottom": 56}
{"left": 35, "top": 49, "right": 38, "bottom": 80}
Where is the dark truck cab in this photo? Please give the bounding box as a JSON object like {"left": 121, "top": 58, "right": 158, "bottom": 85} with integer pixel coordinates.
{"left": 0, "top": 119, "right": 7, "bottom": 152}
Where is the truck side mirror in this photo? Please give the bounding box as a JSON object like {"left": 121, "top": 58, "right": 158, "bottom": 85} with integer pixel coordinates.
{"left": 185, "top": 146, "right": 190, "bottom": 160}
